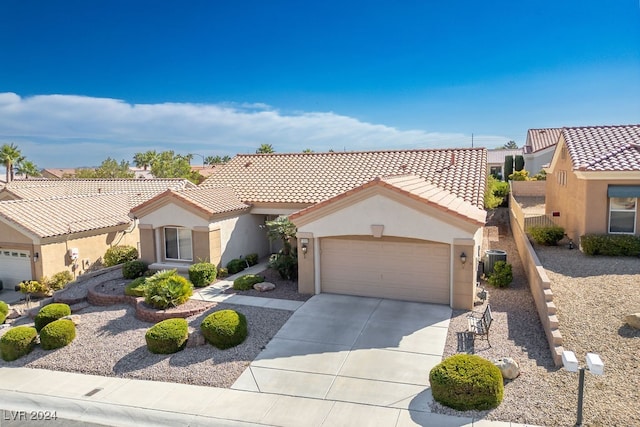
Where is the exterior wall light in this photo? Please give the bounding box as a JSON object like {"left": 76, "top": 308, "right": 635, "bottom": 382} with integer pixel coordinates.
{"left": 562, "top": 350, "right": 604, "bottom": 426}
{"left": 33, "top": 252, "right": 39, "bottom": 262}
{"left": 300, "top": 238, "right": 309, "bottom": 258}
{"left": 459, "top": 252, "right": 467, "bottom": 264}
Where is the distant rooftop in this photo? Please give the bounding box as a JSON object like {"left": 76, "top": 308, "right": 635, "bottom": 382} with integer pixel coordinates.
{"left": 525, "top": 128, "right": 562, "bottom": 153}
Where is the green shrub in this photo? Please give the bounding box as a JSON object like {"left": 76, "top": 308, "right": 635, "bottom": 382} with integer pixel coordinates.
{"left": 488, "top": 261, "right": 513, "bottom": 288}
{"left": 429, "top": 354, "right": 504, "bottom": 411}
{"left": 233, "top": 274, "right": 265, "bottom": 291}
{"left": 125, "top": 277, "right": 147, "bottom": 297}
{"left": 269, "top": 253, "right": 297, "bottom": 280}
{"left": 201, "top": 309, "right": 247, "bottom": 349}
{"left": 528, "top": 225, "right": 565, "bottom": 246}
{"left": 1, "top": 326, "right": 38, "bottom": 361}
{"left": 188, "top": 262, "right": 217, "bottom": 287}
{"left": 34, "top": 303, "right": 71, "bottom": 332}
{"left": 122, "top": 260, "right": 147, "bottom": 279}
{"left": 0, "top": 301, "right": 9, "bottom": 324}
{"left": 484, "top": 176, "right": 509, "bottom": 209}
{"left": 46, "top": 271, "right": 74, "bottom": 291}
{"left": 145, "top": 318, "right": 189, "bottom": 354}
{"left": 18, "top": 280, "right": 50, "bottom": 296}
{"left": 217, "top": 267, "right": 229, "bottom": 278}
{"left": 226, "top": 259, "right": 246, "bottom": 275}
{"left": 508, "top": 170, "right": 530, "bottom": 181}
{"left": 103, "top": 245, "right": 138, "bottom": 267}
{"left": 40, "top": 319, "right": 76, "bottom": 350}
{"left": 144, "top": 270, "right": 193, "bottom": 309}
{"left": 581, "top": 234, "right": 640, "bottom": 256}
{"left": 514, "top": 155, "right": 525, "bottom": 172}
{"left": 504, "top": 155, "right": 514, "bottom": 181}
{"left": 245, "top": 253, "right": 259, "bottom": 266}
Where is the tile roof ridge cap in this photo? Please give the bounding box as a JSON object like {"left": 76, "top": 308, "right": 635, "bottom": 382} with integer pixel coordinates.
{"left": 234, "top": 147, "right": 483, "bottom": 157}
{"left": 0, "top": 192, "right": 126, "bottom": 203}
{"left": 563, "top": 123, "right": 640, "bottom": 131}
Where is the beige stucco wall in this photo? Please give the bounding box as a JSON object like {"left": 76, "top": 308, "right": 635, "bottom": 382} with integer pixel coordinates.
{"left": 218, "top": 213, "right": 269, "bottom": 265}
{"left": 296, "top": 233, "right": 315, "bottom": 295}
{"left": 138, "top": 226, "right": 156, "bottom": 265}
{"left": 452, "top": 239, "right": 476, "bottom": 310}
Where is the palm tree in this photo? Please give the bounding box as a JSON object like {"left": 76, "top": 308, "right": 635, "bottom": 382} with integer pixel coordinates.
{"left": 133, "top": 150, "right": 157, "bottom": 170}
{"left": 15, "top": 160, "right": 41, "bottom": 179}
{"left": 0, "top": 143, "right": 22, "bottom": 183}
{"left": 221, "top": 155, "right": 231, "bottom": 162}
{"left": 204, "top": 155, "right": 222, "bottom": 165}
{"left": 256, "top": 144, "right": 274, "bottom": 154}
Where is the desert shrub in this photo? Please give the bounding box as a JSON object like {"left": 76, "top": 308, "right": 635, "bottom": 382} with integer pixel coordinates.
{"left": 245, "top": 253, "right": 259, "bottom": 266}
{"left": 144, "top": 270, "right": 193, "bottom": 309}
{"left": 18, "top": 280, "right": 50, "bottom": 296}
{"left": 217, "top": 267, "right": 229, "bottom": 278}
{"left": 430, "top": 354, "right": 504, "bottom": 411}
{"left": 145, "top": 318, "right": 189, "bottom": 354}
{"left": 40, "top": 319, "right": 76, "bottom": 350}
{"left": 122, "top": 260, "right": 147, "bottom": 279}
{"left": 188, "top": 262, "right": 217, "bottom": 287}
{"left": 528, "top": 225, "right": 565, "bottom": 246}
{"left": 532, "top": 169, "right": 547, "bottom": 181}
{"left": 0, "top": 326, "right": 38, "bottom": 361}
{"left": 233, "top": 274, "right": 265, "bottom": 291}
{"left": 269, "top": 253, "right": 298, "bottom": 280}
{"left": 508, "top": 170, "right": 529, "bottom": 181}
{"left": 46, "top": 271, "right": 74, "bottom": 291}
{"left": 201, "top": 309, "right": 247, "bottom": 349}
{"left": 488, "top": 261, "right": 513, "bottom": 288}
{"left": 226, "top": 259, "right": 246, "bottom": 275}
{"left": 581, "top": 234, "right": 640, "bottom": 256}
{"left": 0, "top": 301, "right": 8, "bottom": 324}
{"left": 34, "top": 303, "right": 71, "bottom": 332}
{"left": 125, "top": 277, "right": 147, "bottom": 297}
{"left": 103, "top": 245, "right": 138, "bottom": 267}
{"left": 484, "top": 176, "right": 509, "bottom": 209}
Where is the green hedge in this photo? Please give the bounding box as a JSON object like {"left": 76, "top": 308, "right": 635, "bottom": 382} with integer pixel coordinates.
{"left": 226, "top": 259, "right": 246, "bottom": 275}
{"left": 46, "top": 271, "right": 74, "bottom": 291}
{"left": 233, "top": 274, "right": 264, "bottom": 291}
{"left": 188, "top": 262, "right": 217, "bottom": 287}
{"left": 40, "top": 319, "right": 76, "bottom": 350}
{"left": 104, "top": 245, "right": 139, "bottom": 267}
{"left": 201, "top": 309, "right": 247, "bottom": 349}
{"left": 581, "top": 234, "right": 640, "bottom": 256}
{"left": 144, "top": 270, "right": 193, "bottom": 309}
{"left": 0, "top": 326, "right": 38, "bottom": 361}
{"left": 430, "top": 354, "right": 504, "bottom": 411}
{"left": 34, "top": 303, "right": 71, "bottom": 332}
{"left": 123, "top": 260, "right": 147, "bottom": 279}
{"left": 0, "top": 301, "right": 8, "bottom": 324}
{"left": 145, "top": 318, "right": 189, "bottom": 354}
{"left": 245, "top": 253, "right": 259, "bottom": 266}
{"left": 528, "top": 226, "right": 565, "bottom": 246}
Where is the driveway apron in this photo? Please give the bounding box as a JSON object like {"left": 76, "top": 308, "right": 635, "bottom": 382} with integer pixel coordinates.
{"left": 232, "top": 293, "right": 451, "bottom": 411}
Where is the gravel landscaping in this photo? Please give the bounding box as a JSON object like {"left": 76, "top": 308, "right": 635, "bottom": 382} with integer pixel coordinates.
{"left": 439, "top": 208, "right": 640, "bottom": 426}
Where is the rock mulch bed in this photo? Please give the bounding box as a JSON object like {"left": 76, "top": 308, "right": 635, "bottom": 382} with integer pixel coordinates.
{"left": 223, "top": 268, "right": 312, "bottom": 302}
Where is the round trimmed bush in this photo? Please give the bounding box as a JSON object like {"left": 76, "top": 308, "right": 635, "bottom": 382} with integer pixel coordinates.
{"left": 145, "top": 318, "right": 189, "bottom": 354}
{"left": 0, "top": 300, "right": 9, "bottom": 324}
{"left": 125, "top": 277, "right": 147, "bottom": 297}
{"left": 201, "top": 309, "right": 247, "bottom": 349}
{"left": 233, "top": 274, "right": 264, "bottom": 291}
{"left": 144, "top": 269, "right": 193, "bottom": 309}
{"left": 40, "top": 319, "right": 76, "bottom": 350}
{"left": 103, "top": 245, "right": 138, "bottom": 267}
{"left": 34, "top": 303, "right": 71, "bottom": 332}
{"left": 122, "top": 260, "right": 147, "bottom": 279}
{"left": 429, "top": 354, "right": 504, "bottom": 411}
{"left": 188, "top": 262, "right": 217, "bottom": 287}
{"left": 0, "top": 326, "right": 38, "bottom": 361}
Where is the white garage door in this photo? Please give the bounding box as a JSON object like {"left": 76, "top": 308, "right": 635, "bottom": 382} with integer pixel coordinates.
{"left": 0, "top": 249, "right": 32, "bottom": 289}
{"left": 320, "top": 237, "right": 450, "bottom": 304}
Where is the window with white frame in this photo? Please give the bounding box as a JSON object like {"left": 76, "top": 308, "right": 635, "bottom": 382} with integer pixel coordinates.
{"left": 609, "top": 197, "right": 636, "bottom": 234}
{"left": 164, "top": 227, "right": 193, "bottom": 260}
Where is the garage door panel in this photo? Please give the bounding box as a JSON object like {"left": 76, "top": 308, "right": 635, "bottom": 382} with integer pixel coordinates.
{"left": 320, "top": 238, "right": 450, "bottom": 304}
{"left": 0, "top": 249, "right": 32, "bottom": 289}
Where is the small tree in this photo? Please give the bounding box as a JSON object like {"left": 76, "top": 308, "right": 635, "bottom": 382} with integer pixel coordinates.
{"left": 266, "top": 217, "right": 298, "bottom": 280}
{"left": 514, "top": 155, "right": 525, "bottom": 172}
{"left": 503, "top": 155, "right": 514, "bottom": 181}
{"left": 256, "top": 144, "right": 275, "bottom": 154}
{"left": 501, "top": 140, "right": 518, "bottom": 149}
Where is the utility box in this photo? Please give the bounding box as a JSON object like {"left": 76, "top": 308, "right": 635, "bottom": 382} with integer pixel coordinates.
{"left": 484, "top": 249, "right": 507, "bottom": 275}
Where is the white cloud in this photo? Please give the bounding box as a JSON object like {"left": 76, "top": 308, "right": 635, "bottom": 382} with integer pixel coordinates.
{"left": 0, "top": 93, "right": 510, "bottom": 167}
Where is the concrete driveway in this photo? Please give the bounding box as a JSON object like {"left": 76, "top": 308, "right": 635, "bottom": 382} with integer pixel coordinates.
{"left": 232, "top": 293, "right": 451, "bottom": 411}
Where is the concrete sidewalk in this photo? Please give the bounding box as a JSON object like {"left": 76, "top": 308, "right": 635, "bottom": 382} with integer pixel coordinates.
{"left": 0, "top": 367, "right": 529, "bottom": 427}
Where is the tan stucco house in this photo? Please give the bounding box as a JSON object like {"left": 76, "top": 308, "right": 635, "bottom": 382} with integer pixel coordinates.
{"left": 134, "top": 149, "right": 488, "bottom": 310}
{"left": 0, "top": 178, "right": 196, "bottom": 288}
{"left": 523, "top": 128, "right": 562, "bottom": 176}
{"left": 545, "top": 124, "right": 640, "bottom": 243}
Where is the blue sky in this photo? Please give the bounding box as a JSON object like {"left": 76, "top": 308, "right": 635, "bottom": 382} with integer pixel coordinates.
{"left": 1, "top": 0, "right": 639, "bottom": 169}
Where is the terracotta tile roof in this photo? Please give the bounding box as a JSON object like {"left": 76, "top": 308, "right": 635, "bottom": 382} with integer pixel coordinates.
{"left": 290, "top": 175, "right": 486, "bottom": 225}
{"left": 202, "top": 149, "right": 487, "bottom": 208}
{"left": 132, "top": 186, "right": 249, "bottom": 216}
{"left": 41, "top": 168, "right": 77, "bottom": 178}
{"left": 525, "top": 128, "right": 562, "bottom": 153}
{"left": 487, "top": 149, "right": 523, "bottom": 164}
{"left": 562, "top": 124, "right": 640, "bottom": 171}
{"left": 1, "top": 178, "right": 197, "bottom": 206}
{"left": 0, "top": 193, "right": 132, "bottom": 238}
{"left": 191, "top": 164, "right": 225, "bottom": 178}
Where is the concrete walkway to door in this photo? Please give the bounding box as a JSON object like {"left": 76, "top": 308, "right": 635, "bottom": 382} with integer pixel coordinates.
{"left": 233, "top": 293, "right": 451, "bottom": 411}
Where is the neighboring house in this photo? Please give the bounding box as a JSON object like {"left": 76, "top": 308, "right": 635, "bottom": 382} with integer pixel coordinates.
{"left": 523, "top": 128, "right": 562, "bottom": 176}
{"left": 545, "top": 124, "right": 640, "bottom": 242}
{"left": 190, "top": 165, "right": 224, "bottom": 179}
{"left": 487, "top": 148, "right": 523, "bottom": 180}
{"left": 0, "top": 179, "right": 196, "bottom": 288}
{"left": 135, "top": 149, "right": 488, "bottom": 310}
{"left": 41, "top": 168, "right": 77, "bottom": 179}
